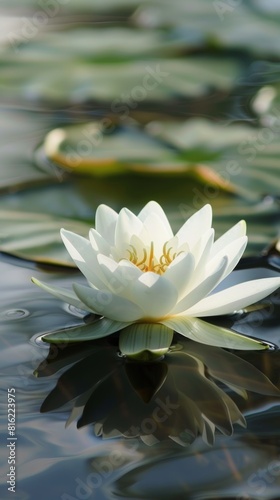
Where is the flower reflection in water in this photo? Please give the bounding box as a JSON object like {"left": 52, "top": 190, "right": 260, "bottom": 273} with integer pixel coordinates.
{"left": 35, "top": 336, "right": 279, "bottom": 447}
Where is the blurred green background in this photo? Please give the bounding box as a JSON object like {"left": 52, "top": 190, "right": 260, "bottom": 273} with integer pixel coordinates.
{"left": 0, "top": 0, "right": 280, "bottom": 264}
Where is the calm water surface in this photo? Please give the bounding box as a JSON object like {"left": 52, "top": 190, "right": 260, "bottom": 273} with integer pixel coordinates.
{"left": 0, "top": 255, "right": 280, "bottom": 500}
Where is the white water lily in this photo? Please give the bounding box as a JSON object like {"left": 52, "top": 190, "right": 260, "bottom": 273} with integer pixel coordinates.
{"left": 32, "top": 202, "right": 280, "bottom": 356}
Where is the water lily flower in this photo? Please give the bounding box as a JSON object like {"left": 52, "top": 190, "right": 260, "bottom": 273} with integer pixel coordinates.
{"left": 32, "top": 202, "right": 280, "bottom": 356}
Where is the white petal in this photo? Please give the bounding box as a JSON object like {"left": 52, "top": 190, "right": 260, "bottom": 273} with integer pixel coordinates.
{"left": 97, "top": 254, "right": 142, "bottom": 296}
{"left": 89, "top": 228, "right": 111, "bottom": 254}
{"left": 161, "top": 316, "right": 268, "bottom": 350}
{"left": 95, "top": 204, "right": 118, "bottom": 245}
{"left": 163, "top": 252, "right": 195, "bottom": 299}
{"left": 60, "top": 229, "right": 107, "bottom": 289}
{"left": 128, "top": 272, "right": 178, "bottom": 319}
{"left": 115, "top": 207, "right": 144, "bottom": 255}
{"left": 188, "top": 229, "right": 214, "bottom": 287}
{"left": 207, "top": 236, "right": 247, "bottom": 284}
{"left": 211, "top": 220, "right": 246, "bottom": 256}
{"left": 73, "top": 283, "right": 143, "bottom": 322}
{"left": 172, "top": 256, "right": 228, "bottom": 314}
{"left": 31, "top": 278, "right": 86, "bottom": 310}
{"left": 193, "top": 228, "right": 214, "bottom": 268}
{"left": 139, "top": 213, "right": 173, "bottom": 255}
{"left": 187, "top": 276, "right": 280, "bottom": 317}
{"left": 175, "top": 204, "right": 212, "bottom": 249}
{"left": 138, "top": 200, "right": 173, "bottom": 238}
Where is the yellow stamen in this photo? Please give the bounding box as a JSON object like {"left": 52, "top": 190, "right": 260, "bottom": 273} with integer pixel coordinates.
{"left": 126, "top": 241, "right": 182, "bottom": 275}
{"left": 147, "top": 241, "right": 154, "bottom": 271}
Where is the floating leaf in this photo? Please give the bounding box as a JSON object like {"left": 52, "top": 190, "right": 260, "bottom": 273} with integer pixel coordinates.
{"left": 164, "top": 317, "right": 269, "bottom": 350}
{"left": 0, "top": 51, "right": 243, "bottom": 103}
{"left": 0, "top": 109, "right": 55, "bottom": 192}
{"left": 42, "top": 123, "right": 178, "bottom": 176}
{"left": 0, "top": 211, "right": 90, "bottom": 266}
{"left": 42, "top": 318, "right": 131, "bottom": 343}
{"left": 135, "top": 0, "right": 280, "bottom": 57}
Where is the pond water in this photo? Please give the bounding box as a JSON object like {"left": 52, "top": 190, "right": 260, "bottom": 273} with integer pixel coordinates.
{"left": 0, "top": 254, "right": 280, "bottom": 500}
{"left": 0, "top": 2, "right": 280, "bottom": 500}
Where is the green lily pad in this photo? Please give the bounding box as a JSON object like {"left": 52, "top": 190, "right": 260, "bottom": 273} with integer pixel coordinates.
{"left": 135, "top": 0, "right": 280, "bottom": 57}
{"left": 0, "top": 51, "right": 243, "bottom": 103}
{"left": 0, "top": 182, "right": 279, "bottom": 265}
{"left": 0, "top": 109, "right": 56, "bottom": 192}
{"left": 0, "top": 211, "right": 90, "bottom": 266}
{"left": 42, "top": 123, "right": 180, "bottom": 176}
{"left": 41, "top": 118, "right": 280, "bottom": 200}
{"left": 146, "top": 118, "right": 280, "bottom": 198}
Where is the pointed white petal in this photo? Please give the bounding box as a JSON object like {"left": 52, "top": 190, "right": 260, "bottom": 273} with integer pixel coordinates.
{"left": 211, "top": 220, "right": 246, "bottom": 256}
{"left": 186, "top": 277, "right": 280, "bottom": 317}
{"left": 192, "top": 228, "right": 214, "bottom": 269}
{"left": 139, "top": 213, "right": 173, "bottom": 255}
{"left": 175, "top": 204, "right": 212, "bottom": 248}
{"left": 43, "top": 317, "right": 131, "bottom": 343}
{"left": 73, "top": 283, "right": 143, "bottom": 321}
{"left": 95, "top": 204, "right": 118, "bottom": 245}
{"left": 172, "top": 256, "right": 228, "bottom": 314}
{"left": 89, "top": 228, "right": 111, "bottom": 254}
{"left": 161, "top": 316, "right": 268, "bottom": 350}
{"left": 60, "top": 228, "right": 91, "bottom": 262}
{"left": 206, "top": 236, "right": 247, "bottom": 285}
{"left": 128, "top": 272, "right": 178, "bottom": 319}
{"left": 119, "top": 323, "right": 173, "bottom": 358}
{"left": 138, "top": 201, "right": 173, "bottom": 237}
{"left": 163, "top": 251, "right": 195, "bottom": 299}
{"left": 187, "top": 229, "right": 214, "bottom": 288}
{"left": 115, "top": 207, "right": 143, "bottom": 255}
{"left": 31, "top": 277, "right": 86, "bottom": 310}
{"left": 60, "top": 229, "right": 107, "bottom": 289}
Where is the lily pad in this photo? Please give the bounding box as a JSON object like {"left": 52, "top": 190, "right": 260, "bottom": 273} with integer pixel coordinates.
{"left": 0, "top": 52, "right": 243, "bottom": 103}
{"left": 0, "top": 109, "right": 56, "bottom": 192}
{"left": 135, "top": 0, "right": 280, "bottom": 57}
{"left": 41, "top": 118, "right": 280, "bottom": 200}
{"left": 0, "top": 164, "right": 279, "bottom": 265}
{"left": 144, "top": 118, "right": 280, "bottom": 198}
{"left": 0, "top": 211, "right": 90, "bottom": 266}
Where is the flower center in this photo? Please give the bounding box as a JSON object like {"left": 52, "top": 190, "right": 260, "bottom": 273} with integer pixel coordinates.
{"left": 127, "top": 241, "right": 181, "bottom": 274}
